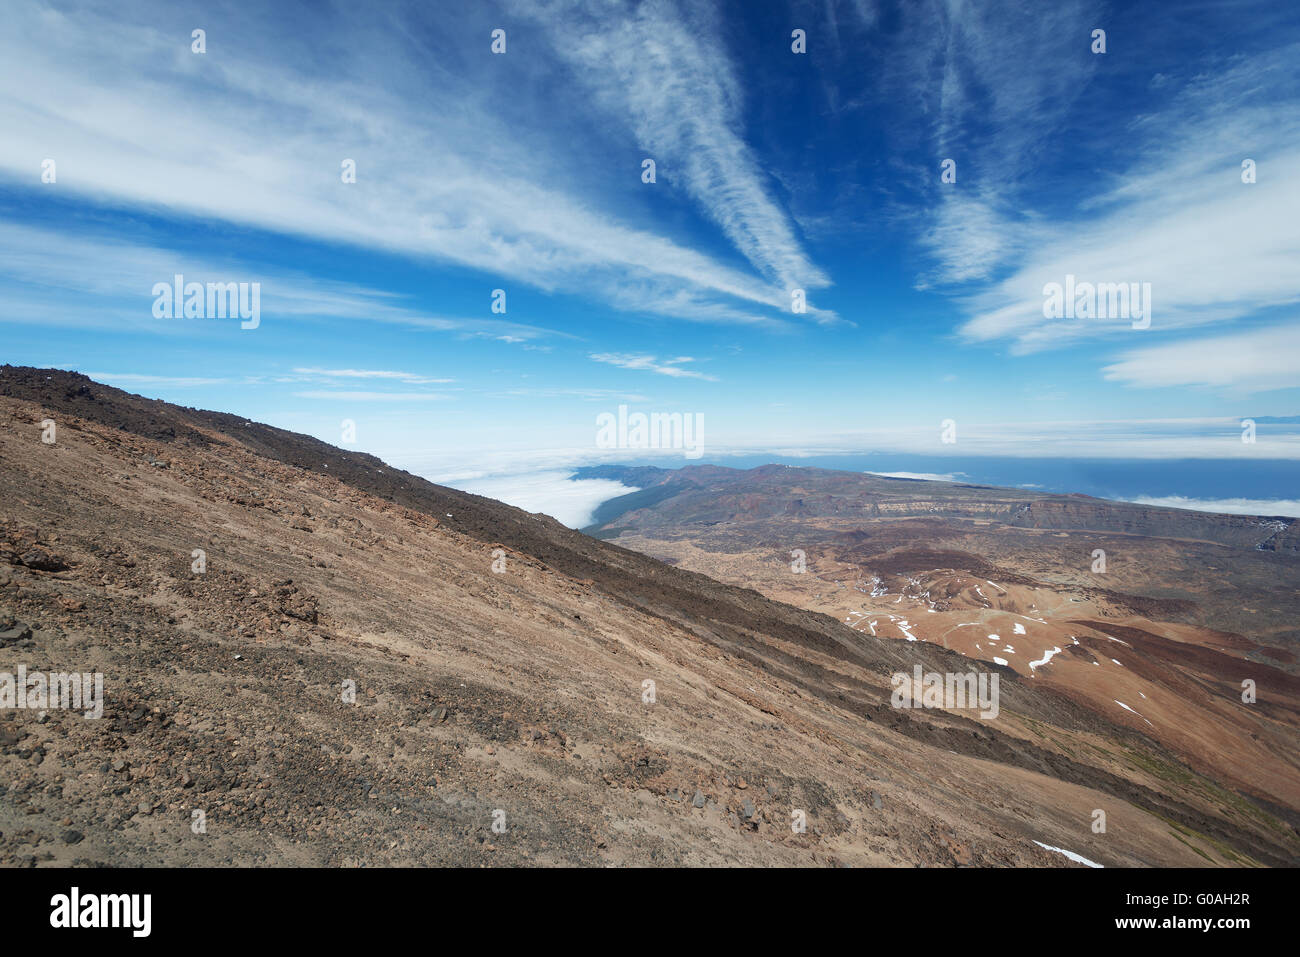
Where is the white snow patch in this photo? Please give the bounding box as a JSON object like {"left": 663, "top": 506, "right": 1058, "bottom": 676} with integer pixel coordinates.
{"left": 1114, "top": 700, "right": 1154, "bottom": 727}
{"left": 1032, "top": 841, "right": 1103, "bottom": 868}
{"left": 1029, "top": 647, "right": 1063, "bottom": 671}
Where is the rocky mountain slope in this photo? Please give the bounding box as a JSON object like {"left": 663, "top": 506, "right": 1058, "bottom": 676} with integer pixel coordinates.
{"left": 584, "top": 463, "right": 1300, "bottom": 847}
{"left": 1, "top": 367, "right": 1296, "bottom": 866}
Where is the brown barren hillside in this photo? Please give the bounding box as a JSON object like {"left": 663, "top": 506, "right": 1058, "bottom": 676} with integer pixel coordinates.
{"left": 1, "top": 367, "right": 1297, "bottom": 867}
{"left": 586, "top": 464, "right": 1300, "bottom": 847}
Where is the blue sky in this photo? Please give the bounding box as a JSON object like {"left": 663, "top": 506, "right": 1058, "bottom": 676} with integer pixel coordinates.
{"left": 2, "top": 0, "right": 1298, "bottom": 522}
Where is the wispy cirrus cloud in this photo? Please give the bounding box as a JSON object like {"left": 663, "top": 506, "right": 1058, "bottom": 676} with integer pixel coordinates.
{"left": 839, "top": 0, "right": 1095, "bottom": 287}
{"left": 83, "top": 373, "right": 236, "bottom": 388}
{"left": 838, "top": 2, "right": 1300, "bottom": 377}
{"left": 589, "top": 352, "right": 718, "bottom": 380}
{"left": 496, "top": 388, "right": 651, "bottom": 402}
{"left": 513, "top": 0, "right": 833, "bottom": 313}
{"left": 292, "top": 390, "right": 453, "bottom": 402}
{"left": 0, "top": 221, "right": 563, "bottom": 343}
{"left": 942, "top": 38, "right": 1300, "bottom": 355}
{"left": 291, "top": 368, "right": 453, "bottom": 385}
{"left": 1102, "top": 323, "right": 1300, "bottom": 394}
{"left": 0, "top": 0, "right": 823, "bottom": 329}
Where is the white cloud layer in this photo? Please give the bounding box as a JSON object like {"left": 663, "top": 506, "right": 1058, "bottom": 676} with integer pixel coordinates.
{"left": 867, "top": 471, "right": 965, "bottom": 482}
{"left": 446, "top": 470, "right": 639, "bottom": 527}
{"left": 1127, "top": 495, "right": 1300, "bottom": 519}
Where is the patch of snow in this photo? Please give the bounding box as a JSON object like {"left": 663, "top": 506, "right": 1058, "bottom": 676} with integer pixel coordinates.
{"left": 1032, "top": 841, "right": 1103, "bottom": 868}
{"left": 992, "top": 656, "right": 1009, "bottom": 666}
{"left": 1114, "top": 700, "right": 1154, "bottom": 726}
{"left": 1029, "top": 647, "right": 1063, "bottom": 671}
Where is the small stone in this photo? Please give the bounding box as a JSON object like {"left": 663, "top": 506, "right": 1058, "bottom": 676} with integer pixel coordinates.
{"left": 691, "top": 790, "right": 706, "bottom": 809}
{"left": 61, "top": 830, "right": 84, "bottom": 845}
{"left": 19, "top": 549, "right": 68, "bottom": 572}
{"left": 0, "top": 624, "right": 33, "bottom": 645}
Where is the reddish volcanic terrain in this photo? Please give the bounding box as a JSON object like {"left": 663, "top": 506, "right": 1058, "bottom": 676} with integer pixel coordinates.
{"left": 585, "top": 464, "right": 1300, "bottom": 840}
